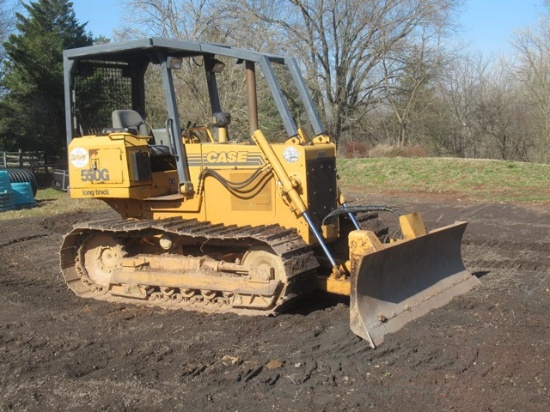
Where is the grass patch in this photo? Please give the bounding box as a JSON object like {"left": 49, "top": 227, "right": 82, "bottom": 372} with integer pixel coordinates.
{"left": 0, "top": 188, "right": 109, "bottom": 221}
{"left": 1, "top": 157, "right": 548, "bottom": 221}
{"left": 338, "top": 157, "right": 550, "bottom": 203}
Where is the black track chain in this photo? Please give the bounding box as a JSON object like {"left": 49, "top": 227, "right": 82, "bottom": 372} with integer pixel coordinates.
{"left": 60, "top": 217, "right": 320, "bottom": 314}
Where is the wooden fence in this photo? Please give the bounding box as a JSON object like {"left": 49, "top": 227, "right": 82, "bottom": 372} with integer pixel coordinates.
{"left": 0, "top": 150, "right": 65, "bottom": 171}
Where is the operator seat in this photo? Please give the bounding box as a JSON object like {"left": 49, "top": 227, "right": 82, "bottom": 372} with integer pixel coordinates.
{"left": 112, "top": 109, "right": 149, "bottom": 136}
{"left": 110, "top": 109, "right": 174, "bottom": 172}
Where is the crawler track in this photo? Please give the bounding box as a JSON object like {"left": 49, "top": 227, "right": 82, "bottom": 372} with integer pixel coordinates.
{"left": 60, "top": 217, "right": 319, "bottom": 315}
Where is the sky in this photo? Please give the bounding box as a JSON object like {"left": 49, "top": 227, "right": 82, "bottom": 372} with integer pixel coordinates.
{"left": 458, "top": 0, "right": 546, "bottom": 55}
{"left": 71, "top": 0, "right": 123, "bottom": 39}
{"left": 71, "top": 0, "right": 547, "bottom": 56}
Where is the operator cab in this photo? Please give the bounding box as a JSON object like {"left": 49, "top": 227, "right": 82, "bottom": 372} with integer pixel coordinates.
{"left": 64, "top": 38, "right": 326, "bottom": 195}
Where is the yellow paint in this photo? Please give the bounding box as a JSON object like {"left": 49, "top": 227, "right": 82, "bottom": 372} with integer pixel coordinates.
{"left": 399, "top": 213, "right": 427, "bottom": 239}
{"left": 68, "top": 129, "right": 338, "bottom": 245}
{"left": 316, "top": 277, "right": 351, "bottom": 296}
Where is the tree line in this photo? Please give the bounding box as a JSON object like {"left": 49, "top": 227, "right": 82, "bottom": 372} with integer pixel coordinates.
{"left": 1, "top": 0, "right": 550, "bottom": 164}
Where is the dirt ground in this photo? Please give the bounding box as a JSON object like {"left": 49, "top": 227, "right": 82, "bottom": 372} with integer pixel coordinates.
{"left": 0, "top": 192, "right": 549, "bottom": 411}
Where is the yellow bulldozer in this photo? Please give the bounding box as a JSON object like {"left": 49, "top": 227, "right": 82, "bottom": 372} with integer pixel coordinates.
{"left": 60, "top": 38, "right": 479, "bottom": 348}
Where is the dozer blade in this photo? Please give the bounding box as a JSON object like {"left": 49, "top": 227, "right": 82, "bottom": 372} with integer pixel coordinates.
{"left": 349, "top": 221, "right": 480, "bottom": 348}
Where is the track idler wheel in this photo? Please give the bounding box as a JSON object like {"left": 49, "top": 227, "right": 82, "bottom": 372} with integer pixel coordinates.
{"left": 78, "top": 234, "right": 125, "bottom": 291}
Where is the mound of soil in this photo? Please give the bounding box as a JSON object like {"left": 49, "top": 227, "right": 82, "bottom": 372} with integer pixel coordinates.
{"left": 0, "top": 195, "right": 548, "bottom": 411}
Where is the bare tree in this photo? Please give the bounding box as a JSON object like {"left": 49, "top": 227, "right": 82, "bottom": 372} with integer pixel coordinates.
{"left": 381, "top": 26, "right": 449, "bottom": 147}
{"left": 117, "top": 1, "right": 251, "bottom": 137}
{"left": 116, "top": 0, "right": 550, "bottom": 163}
{"left": 477, "top": 64, "right": 529, "bottom": 160}
{"left": 431, "top": 53, "right": 488, "bottom": 157}
{"left": 117, "top": 0, "right": 463, "bottom": 146}
{"left": 512, "top": 23, "right": 550, "bottom": 163}
{"left": 118, "top": 0, "right": 228, "bottom": 40}
{"left": 226, "top": 0, "right": 463, "bottom": 145}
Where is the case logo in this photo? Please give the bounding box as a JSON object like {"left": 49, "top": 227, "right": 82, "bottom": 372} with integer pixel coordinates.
{"left": 70, "top": 147, "right": 89, "bottom": 168}
{"left": 205, "top": 151, "right": 249, "bottom": 163}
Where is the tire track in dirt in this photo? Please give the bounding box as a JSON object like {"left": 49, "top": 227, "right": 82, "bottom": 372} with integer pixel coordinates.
{"left": 1, "top": 202, "right": 549, "bottom": 411}
{"left": 463, "top": 235, "right": 550, "bottom": 273}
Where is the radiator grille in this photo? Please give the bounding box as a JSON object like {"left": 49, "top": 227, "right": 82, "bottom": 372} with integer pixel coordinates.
{"left": 306, "top": 156, "right": 337, "bottom": 228}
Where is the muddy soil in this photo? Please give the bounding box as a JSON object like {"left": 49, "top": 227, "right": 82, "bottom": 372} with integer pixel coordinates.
{"left": 0, "top": 194, "right": 549, "bottom": 411}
